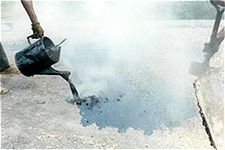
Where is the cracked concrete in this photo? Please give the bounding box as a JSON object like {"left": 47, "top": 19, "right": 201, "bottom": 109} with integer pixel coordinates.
{"left": 194, "top": 67, "right": 224, "bottom": 149}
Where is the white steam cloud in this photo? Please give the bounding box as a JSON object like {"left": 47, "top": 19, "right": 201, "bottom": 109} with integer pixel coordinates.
{"left": 2, "top": 1, "right": 216, "bottom": 133}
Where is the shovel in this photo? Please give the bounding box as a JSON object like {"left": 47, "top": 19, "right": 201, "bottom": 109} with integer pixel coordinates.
{"left": 189, "top": 3, "right": 224, "bottom": 76}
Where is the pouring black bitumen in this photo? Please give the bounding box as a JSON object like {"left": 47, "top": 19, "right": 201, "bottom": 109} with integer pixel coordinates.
{"left": 15, "top": 36, "right": 79, "bottom": 103}
{"left": 38, "top": 67, "right": 79, "bottom": 102}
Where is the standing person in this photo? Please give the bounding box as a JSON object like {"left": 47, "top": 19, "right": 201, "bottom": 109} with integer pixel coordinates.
{"left": 0, "top": 0, "right": 44, "bottom": 94}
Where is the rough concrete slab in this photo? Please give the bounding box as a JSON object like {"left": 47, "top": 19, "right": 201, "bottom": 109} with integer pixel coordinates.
{"left": 194, "top": 67, "right": 224, "bottom": 149}
{"left": 1, "top": 71, "right": 212, "bottom": 149}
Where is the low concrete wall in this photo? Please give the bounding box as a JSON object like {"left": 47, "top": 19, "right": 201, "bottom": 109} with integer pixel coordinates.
{"left": 194, "top": 67, "right": 224, "bottom": 149}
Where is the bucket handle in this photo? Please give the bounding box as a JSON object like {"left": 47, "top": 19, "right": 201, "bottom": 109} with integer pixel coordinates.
{"left": 27, "top": 35, "right": 33, "bottom": 45}
{"left": 27, "top": 35, "right": 66, "bottom": 47}
{"left": 27, "top": 35, "right": 44, "bottom": 45}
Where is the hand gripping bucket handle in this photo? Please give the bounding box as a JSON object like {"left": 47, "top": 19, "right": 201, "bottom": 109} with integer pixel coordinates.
{"left": 27, "top": 35, "right": 67, "bottom": 46}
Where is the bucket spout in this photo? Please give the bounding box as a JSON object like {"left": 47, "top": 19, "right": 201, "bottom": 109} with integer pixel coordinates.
{"left": 37, "top": 67, "right": 70, "bottom": 81}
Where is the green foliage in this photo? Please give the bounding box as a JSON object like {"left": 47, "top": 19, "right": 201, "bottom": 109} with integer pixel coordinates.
{"left": 171, "top": 1, "right": 217, "bottom": 20}
{"left": 142, "top": 1, "right": 219, "bottom": 20}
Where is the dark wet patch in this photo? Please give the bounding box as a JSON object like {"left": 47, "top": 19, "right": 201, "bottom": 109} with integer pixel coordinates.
{"left": 66, "top": 95, "right": 108, "bottom": 109}
{"left": 66, "top": 74, "right": 196, "bottom": 135}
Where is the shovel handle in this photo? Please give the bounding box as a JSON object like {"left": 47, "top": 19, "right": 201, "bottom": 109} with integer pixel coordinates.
{"left": 212, "top": 1, "right": 225, "bottom": 12}
{"left": 210, "top": 3, "right": 224, "bottom": 41}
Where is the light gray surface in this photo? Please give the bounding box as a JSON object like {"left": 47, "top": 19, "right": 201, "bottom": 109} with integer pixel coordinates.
{"left": 194, "top": 67, "right": 224, "bottom": 149}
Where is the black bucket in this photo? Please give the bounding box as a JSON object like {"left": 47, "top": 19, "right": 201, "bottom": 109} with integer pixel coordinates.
{"left": 15, "top": 36, "right": 79, "bottom": 102}
{"left": 15, "top": 36, "right": 61, "bottom": 76}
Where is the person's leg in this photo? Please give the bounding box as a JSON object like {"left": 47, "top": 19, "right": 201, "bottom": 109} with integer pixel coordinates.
{"left": 0, "top": 42, "right": 9, "bottom": 94}
{"left": 0, "top": 42, "right": 10, "bottom": 72}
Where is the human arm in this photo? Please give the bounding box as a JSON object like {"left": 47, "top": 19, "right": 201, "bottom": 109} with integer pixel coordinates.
{"left": 210, "top": 0, "right": 225, "bottom": 7}
{"left": 21, "top": 0, "right": 44, "bottom": 38}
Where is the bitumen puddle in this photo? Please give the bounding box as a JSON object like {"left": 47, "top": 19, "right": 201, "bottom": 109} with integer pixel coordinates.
{"left": 66, "top": 69, "right": 196, "bottom": 135}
